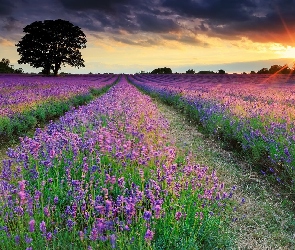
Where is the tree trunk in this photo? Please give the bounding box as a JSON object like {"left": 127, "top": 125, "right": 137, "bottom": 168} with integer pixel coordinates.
{"left": 53, "top": 62, "right": 61, "bottom": 76}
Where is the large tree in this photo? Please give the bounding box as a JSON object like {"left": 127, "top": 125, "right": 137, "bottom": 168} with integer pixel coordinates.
{"left": 16, "top": 19, "right": 87, "bottom": 76}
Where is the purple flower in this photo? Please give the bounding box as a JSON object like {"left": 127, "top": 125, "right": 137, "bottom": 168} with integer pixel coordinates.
{"left": 40, "top": 221, "right": 46, "bottom": 234}
{"left": 44, "top": 206, "right": 50, "bottom": 217}
{"left": 118, "top": 177, "right": 125, "bottom": 188}
{"left": 79, "top": 231, "right": 84, "bottom": 241}
{"left": 29, "top": 219, "right": 35, "bottom": 232}
{"left": 154, "top": 205, "right": 161, "bottom": 219}
{"left": 110, "top": 234, "right": 116, "bottom": 249}
{"left": 67, "top": 219, "right": 75, "bottom": 231}
{"left": 143, "top": 210, "right": 152, "bottom": 221}
{"left": 25, "top": 234, "right": 33, "bottom": 244}
{"left": 175, "top": 211, "right": 182, "bottom": 221}
{"left": 15, "top": 235, "right": 20, "bottom": 245}
{"left": 46, "top": 232, "right": 53, "bottom": 241}
{"left": 144, "top": 229, "right": 154, "bottom": 241}
{"left": 90, "top": 227, "right": 98, "bottom": 241}
{"left": 54, "top": 196, "right": 59, "bottom": 204}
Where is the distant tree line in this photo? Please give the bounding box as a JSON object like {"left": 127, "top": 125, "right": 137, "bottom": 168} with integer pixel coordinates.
{"left": 149, "top": 68, "right": 226, "bottom": 74}
{"left": 256, "top": 64, "right": 295, "bottom": 74}
{"left": 0, "top": 58, "right": 23, "bottom": 74}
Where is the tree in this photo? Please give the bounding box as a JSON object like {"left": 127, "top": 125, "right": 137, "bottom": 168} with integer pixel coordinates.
{"left": 0, "top": 58, "right": 23, "bottom": 74}
{"left": 257, "top": 68, "right": 269, "bottom": 74}
{"left": 279, "top": 64, "right": 291, "bottom": 74}
{"left": 16, "top": 19, "right": 87, "bottom": 76}
{"left": 151, "top": 67, "right": 172, "bottom": 74}
{"left": 268, "top": 65, "right": 283, "bottom": 74}
{"left": 186, "top": 69, "right": 195, "bottom": 74}
{"left": 197, "top": 70, "right": 215, "bottom": 74}
{"left": 218, "top": 69, "right": 226, "bottom": 74}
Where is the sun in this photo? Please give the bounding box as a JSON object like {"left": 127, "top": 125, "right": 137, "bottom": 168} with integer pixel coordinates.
{"left": 281, "top": 46, "right": 295, "bottom": 59}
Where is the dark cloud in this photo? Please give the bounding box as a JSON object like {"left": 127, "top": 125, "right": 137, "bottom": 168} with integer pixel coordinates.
{"left": 205, "top": 1, "right": 295, "bottom": 44}
{"left": 1, "top": 0, "right": 295, "bottom": 47}
{"left": 162, "top": 0, "right": 256, "bottom": 23}
{"left": 162, "top": 33, "right": 209, "bottom": 47}
{"left": 137, "top": 13, "right": 180, "bottom": 33}
{"left": 59, "top": 0, "right": 139, "bottom": 12}
{"left": 112, "top": 36, "right": 161, "bottom": 47}
{"left": 163, "top": 0, "right": 295, "bottom": 44}
{"left": 2, "top": 17, "right": 20, "bottom": 31}
{"left": 0, "top": 0, "right": 15, "bottom": 16}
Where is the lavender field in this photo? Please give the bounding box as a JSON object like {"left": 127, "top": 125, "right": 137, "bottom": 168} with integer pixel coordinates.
{"left": 129, "top": 74, "right": 295, "bottom": 191}
{"left": 0, "top": 74, "right": 117, "bottom": 141}
{"left": 0, "top": 74, "right": 294, "bottom": 249}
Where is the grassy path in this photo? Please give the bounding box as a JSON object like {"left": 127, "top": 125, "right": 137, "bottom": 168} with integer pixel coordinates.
{"left": 155, "top": 100, "right": 295, "bottom": 250}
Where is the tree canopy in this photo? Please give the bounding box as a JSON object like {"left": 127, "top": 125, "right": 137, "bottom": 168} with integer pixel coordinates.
{"left": 257, "top": 64, "right": 294, "bottom": 74}
{"left": 16, "top": 19, "right": 87, "bottom": 76}
{"left": 186, "top": 69, "right": 195, "bottom": 74}
{"left": 151, "top": 67, "right": 172, "bottom": 74}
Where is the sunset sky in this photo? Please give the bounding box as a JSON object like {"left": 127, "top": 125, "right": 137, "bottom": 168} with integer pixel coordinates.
{"left": 1, "top": 0, "right": 295, "bottom": 74}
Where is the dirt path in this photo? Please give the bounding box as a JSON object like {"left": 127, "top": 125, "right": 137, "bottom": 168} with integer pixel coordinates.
{"left": 156, "top": 100, "right": 295, "bottom": 250}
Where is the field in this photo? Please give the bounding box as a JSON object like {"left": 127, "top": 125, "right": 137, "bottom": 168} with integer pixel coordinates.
{"left": 0, "top": 74, "right": 117, "bottom": 142}
{"left": 130, "top": 74, "right": 295, "bottom": 191}
{"left": 0, "top": 74, "right": 294, "bottom": 249}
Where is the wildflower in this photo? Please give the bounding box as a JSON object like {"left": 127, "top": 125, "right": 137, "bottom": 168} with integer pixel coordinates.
{"left": 196, "top": 212, "right": 203, "bottom": 220}
{"left": 25, "top": 234, "right": 33, "bottom": 244}
{"left": 67, "top": 219, "right": 75, "bottom": 231}
{"left": 175, "top": 211, "right": 182, "bottom": 221}
{"left": 110, "top": 234, "right": 116, "bottom": 249}
{"left": 40, "top": 221, "right": 46, "bottom": 234}
{"left": 118, "top": 177, "right": 125, "bottom": 188}
{"left": 44, "top": 206, "right": 50, "bottom": 217}
{"left": 46, "top": 232, "right": 53, "bottom": 241}
{"left": 90, "top": 227, "right": 98, "bottom": 241}
{"left": 143, "top": 210, "right": 152, "bottom": 221}
{"left": 53, "top": 196, "right": 59, "bottom": 204}
{"left": 15, "top": 235, "right": 20, "bottom": 245}
{"left": 79, "top": 231, "right": 84, "bottom": 241}
{"left": 29, "top": 219, "right": 35, "bottom": 232}
{"left": 154, "top": 204, "right": 161, "bottom": 219}
{"left": 144, "top": 229, "right": 154, "bottom": 242}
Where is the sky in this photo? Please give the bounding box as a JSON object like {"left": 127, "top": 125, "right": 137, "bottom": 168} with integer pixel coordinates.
{"left": 1, "top": 0, "right": 295, "bottom": 74}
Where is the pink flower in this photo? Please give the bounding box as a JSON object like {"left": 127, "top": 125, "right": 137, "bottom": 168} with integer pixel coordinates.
{"left": 144, "top": 229, "right": 154, "bottom": 241}
{"left": 175, "top": 211, "right": 182, "bottom": 221}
